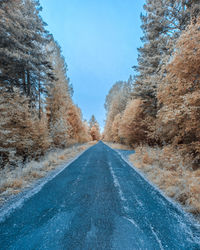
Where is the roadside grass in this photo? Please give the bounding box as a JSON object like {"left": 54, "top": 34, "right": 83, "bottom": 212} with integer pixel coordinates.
{"left": 0, "top": 141, "right": 97, "bottom": 205}
{"left": 106, "top": 142, "right": 200, "bottom": 219}
{"left": 104, "top": 142, "right": 132, "bottom": 150}
{"left": 129, "top": 146, "right": 200, "bottom": 218}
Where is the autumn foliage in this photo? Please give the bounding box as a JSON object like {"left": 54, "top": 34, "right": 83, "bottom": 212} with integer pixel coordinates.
{"left": 157, "top": 18, "right": 200, "bottom": 167}
{"left": 104, "top": 18, "right": 200, "bottom": 167}
{"left": 89, "top": 115, "right": 101, "bottom": 141}
{"left": 118, "top": 99, "right": 146, "bottom": 145}
{"left": 0, "top": 1, "right": 93, "bottom": 168}
{"left": 0, "top": 89, "right": 50, "bottom": 165}
{"left": 103, "top": 17, "right": 200, "bottom": 216}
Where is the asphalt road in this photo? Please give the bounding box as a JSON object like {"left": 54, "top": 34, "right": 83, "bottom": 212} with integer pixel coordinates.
{"left": 0, "top": 141, "right": 199, "bottom": 250}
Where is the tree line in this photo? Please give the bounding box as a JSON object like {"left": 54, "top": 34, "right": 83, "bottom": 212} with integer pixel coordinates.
{"left": 103, "top": 0, "right": 200, "bottom": 169}
{"left": 0, "top": 0, "right": 100, "bottom": 168}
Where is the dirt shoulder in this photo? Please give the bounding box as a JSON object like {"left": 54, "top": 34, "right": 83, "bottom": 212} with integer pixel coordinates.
{"left": 0, "top": 141, "right": 97, "bottom": 206}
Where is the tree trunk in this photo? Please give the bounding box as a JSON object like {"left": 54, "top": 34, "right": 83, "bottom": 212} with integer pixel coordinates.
{"left": 22, "top": 70, "right": 26, "bottom": 94}
{"left": 27, "top": 70, "right": 31, "bottom": 97}
{"left": 38, "top": 78, "right": 41, "bottom": 120}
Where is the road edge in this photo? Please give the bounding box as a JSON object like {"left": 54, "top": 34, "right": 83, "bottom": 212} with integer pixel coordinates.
{"left": 103, "top": 141, "right": 200, "bottom": 228}
{"left": 0, "top": 143, "right": 95, "bottom": 222}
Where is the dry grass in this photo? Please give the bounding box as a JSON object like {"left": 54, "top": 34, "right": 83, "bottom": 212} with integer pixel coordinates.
{"left": 142, "top": 152, "right": 154, "bottom": 165}
{"left": 129, "top": 145, "right": 200, "bottom": 218}
{"left": 105, "top": 142, "right": 132, "bottom": 150}
{"left": 0, "top": 141, "right": 97, "bottom": 205}
{"left": 1, "top": 179, "right": 23, "bottom": 191}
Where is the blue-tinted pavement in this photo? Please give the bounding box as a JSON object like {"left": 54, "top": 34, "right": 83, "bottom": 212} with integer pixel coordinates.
{"left": 0, "top": 141, "right": 199, "bottom": 249}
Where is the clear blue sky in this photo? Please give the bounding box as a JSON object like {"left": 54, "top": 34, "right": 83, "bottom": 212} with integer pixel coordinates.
{"left": 40, "top": 0, "right": 145, "bottom": 130}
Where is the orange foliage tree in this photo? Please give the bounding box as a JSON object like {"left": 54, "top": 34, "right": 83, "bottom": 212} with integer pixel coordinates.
{"left": 104, "top": 95, "right": 128, "bottom": 142}
{"left": 89, "top": 115, "right": 101, "bottom": 141}
{"left": 111, "top": 114, "right": 121, "bottom": 143}
{"left": 157, "top": 18, "right": 200, "bottom": 167}
{"left": 67, "top": 104, "right": 91, "bottom": 143}
{"left": 0, "top": 88, "right": 50, "bottom": 166}
{"left": 90, "top": 125, "right": 101, "bottom": 141}
{"left": 119, "top": 99, "right": 151, "bottom": 146}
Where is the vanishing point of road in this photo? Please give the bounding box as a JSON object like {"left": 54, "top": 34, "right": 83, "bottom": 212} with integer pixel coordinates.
{"left": 0, "top": 142, "right": 199, "bottom": 249}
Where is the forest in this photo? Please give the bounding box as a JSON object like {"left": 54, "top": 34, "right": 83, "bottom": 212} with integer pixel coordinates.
{"left": 0, "top": 1, "right": 200, "bottom": 248}
{"left": 0, "top": 0, "right": 100, "bottom": 170}
{"left": 0, "top": 0, "right": 200, "bottom": 218}
{"left": 103, "top": 0, "right": 200, "bottom": 216}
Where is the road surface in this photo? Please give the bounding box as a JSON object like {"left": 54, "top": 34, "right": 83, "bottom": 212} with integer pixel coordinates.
{"left": 0, "top": 141, "right": 199, "bottom": 249}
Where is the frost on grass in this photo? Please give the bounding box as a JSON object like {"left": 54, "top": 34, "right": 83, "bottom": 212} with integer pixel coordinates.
{"left": 0, "top": 141, "right": 96, "bottom": 205}
{"left": 129, "top": 146, "right": 200, "bottom": 218}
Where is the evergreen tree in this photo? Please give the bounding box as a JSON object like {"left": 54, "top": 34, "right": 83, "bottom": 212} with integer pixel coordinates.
{"left": 89, "top": 115, "right": 97, "bottom": 128}
{"left": 133, "top": 0, "right": 197, "bottom": 100}
{"left": 89, "top": 115, "right": 101, "bottom": 141}
{"left": 0, "top": 0, "right": 90, "bottom": 167}
{"left": 0, "top": 0, "right": 54, "bottom": 105}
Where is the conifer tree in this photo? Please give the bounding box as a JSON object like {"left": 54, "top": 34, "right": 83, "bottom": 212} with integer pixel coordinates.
{"left": 89, "top": 115, "right": 101, "bottom": 141}
{"left": 0, "top": 0, "right": 54, "bottom": 104}
{"left": 0, "top": 0, "right": 90, "bottom": 168}
{"left": 133, "top": 0, "right": 199, "bottom": 101}
{"left": 89, "top": 115, "right": 97, "bottom": 129}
